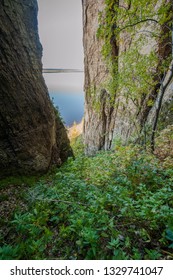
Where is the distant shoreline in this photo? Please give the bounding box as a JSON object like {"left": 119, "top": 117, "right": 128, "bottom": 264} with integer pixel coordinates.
{"left": 43, "top": 68, "right": 84, "bottom": 73}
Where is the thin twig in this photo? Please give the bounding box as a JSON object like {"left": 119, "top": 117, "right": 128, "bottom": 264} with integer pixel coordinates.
{"left": 161, "top": 250, "right": 173, "bottom": 258}
{"left": 118, "top": 18, "right": 159, "bottom": 32}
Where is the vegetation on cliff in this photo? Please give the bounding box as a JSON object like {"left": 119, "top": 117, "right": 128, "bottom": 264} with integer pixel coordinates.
{"left": 83, "top": 0, "right": 173, "bottom": 154}
{"left": 98, "top": 0, "right": 172, "bottom": 149}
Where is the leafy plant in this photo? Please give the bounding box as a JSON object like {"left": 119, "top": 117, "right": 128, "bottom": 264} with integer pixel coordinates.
{"left": 165, "top": 229, "right": 173, "bottom": 248}
{"left": 0, "top": 143, "right": 173, "bottom": 259}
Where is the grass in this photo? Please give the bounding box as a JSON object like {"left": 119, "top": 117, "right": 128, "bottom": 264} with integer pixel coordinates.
{"left": 0, "top": 138, "right": 173, "bottom": 260}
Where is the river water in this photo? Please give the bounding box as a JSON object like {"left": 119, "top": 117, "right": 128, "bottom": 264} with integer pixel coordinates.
{"left": 49, "top": 91, "right": 84, "bottom": 127}
{"left": 44, "top": 72, "right": 84, "bottom": 127}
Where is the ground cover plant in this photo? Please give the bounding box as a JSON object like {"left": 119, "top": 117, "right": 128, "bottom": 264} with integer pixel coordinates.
{"left": 0, "top": 139, "right": 173, "bottom": 260}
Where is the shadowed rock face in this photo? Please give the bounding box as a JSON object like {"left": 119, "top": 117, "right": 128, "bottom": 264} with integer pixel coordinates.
{"left": 0, "top": 0, "right": 72, "bottom": 177}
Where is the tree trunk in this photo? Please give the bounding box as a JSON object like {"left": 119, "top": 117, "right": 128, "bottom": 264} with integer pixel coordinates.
{"left": 150, "top": 62, "right": 173, "bottom": 152}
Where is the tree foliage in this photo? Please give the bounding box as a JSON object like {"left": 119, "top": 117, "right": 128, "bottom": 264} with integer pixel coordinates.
{"left": 97, "top": 0, "right": 173, "bottom": 149}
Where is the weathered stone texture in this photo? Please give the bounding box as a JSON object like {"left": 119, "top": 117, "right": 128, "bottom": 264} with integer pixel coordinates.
{"left": 82, "top": 0, "right": 116, "bottom": 154}
{"left": 82, "top": 0, "right": 172, "bottom": 153}
{"left": 0, "top": 0, "right": 72, "bottom": 177}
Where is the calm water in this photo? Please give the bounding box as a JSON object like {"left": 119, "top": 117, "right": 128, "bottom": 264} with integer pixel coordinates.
{"left": 49, "top": 91, "right": 84, "bottom": 127}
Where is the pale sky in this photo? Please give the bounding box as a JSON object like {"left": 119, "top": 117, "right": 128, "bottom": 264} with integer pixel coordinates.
{"left": 37, "top": 0, "right": 84, "bottom": 92}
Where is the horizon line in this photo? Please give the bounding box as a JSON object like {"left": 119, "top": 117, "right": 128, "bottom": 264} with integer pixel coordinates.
{"left": 43, "top": 68, "right": 84, "bottom": 73}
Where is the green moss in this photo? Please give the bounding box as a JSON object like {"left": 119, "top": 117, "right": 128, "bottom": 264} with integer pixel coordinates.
{"left": 97, "top": 0, "right": 119, "bottom": 100}
{"left": 86, "top": 85, "right": 105, "bottom": 113}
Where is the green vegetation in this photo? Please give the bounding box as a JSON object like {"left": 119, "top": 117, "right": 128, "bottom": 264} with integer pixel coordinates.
{"left": 0, "top": 138, "right": 173, "bottom": 260}
{"left": 97, "top": 0, "right": 172, "bottom": 95}
{"left": 97, "top": 0, "right": 173, "bottom": 150}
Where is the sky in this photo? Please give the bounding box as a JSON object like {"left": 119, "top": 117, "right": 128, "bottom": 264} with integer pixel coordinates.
{"left": 37, "top": 0, "right": 84, "bottom": 92}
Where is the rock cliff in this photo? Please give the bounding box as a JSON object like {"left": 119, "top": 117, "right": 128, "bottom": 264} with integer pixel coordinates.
{"left": 82, "top": 0, "right": 172, "bottom": 154}
{"left": 82, "top": 0, "right": 116, "bottom": 154}
{"left": 0, "top": 0, "right": 72, "bottom": 177}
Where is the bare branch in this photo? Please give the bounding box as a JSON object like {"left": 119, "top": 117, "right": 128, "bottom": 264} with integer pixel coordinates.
{"left": 151, "top": 62, "right": 173, "bottom": 152}
{"left": 118, "top": 18, "right": 159, "bottom": 32}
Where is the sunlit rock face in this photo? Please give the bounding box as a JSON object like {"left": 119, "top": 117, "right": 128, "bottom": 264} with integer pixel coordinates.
{"left": 0, "top": 0, "right": 72, "bottom": 177}
{"left": 113, "top": 0, "right": 172, "bottom": 143}
{"left": 82, "top": 0, "right": 172, "bottom": 154}
{"left": 82, "top": 0, "right": 116, "bottom": 155}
